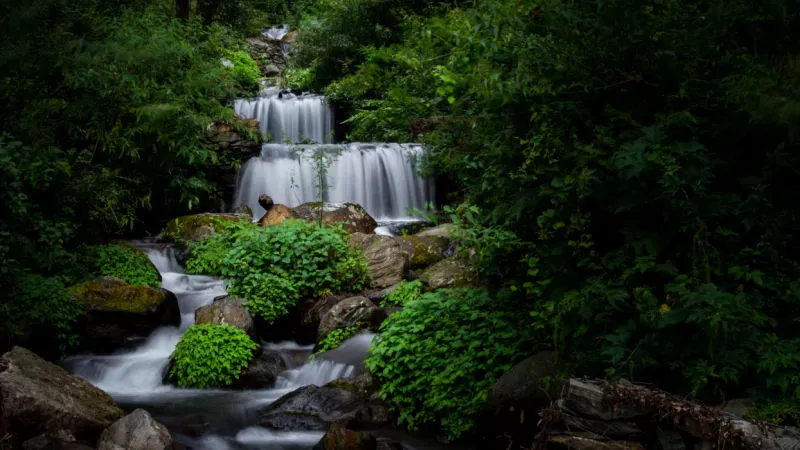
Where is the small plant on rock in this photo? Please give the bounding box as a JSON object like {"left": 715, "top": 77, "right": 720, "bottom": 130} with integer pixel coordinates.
{"left": 381, "top": 280, "right": 423, "bottom": 307}
{"left": 169, "top": 324, "right": 258, "bottom": 388}
{"left": 312, "top": 325, "right": 361, "bottom": 356}
{"left": 82, "top": 244, "right": 160, "bottom": 288}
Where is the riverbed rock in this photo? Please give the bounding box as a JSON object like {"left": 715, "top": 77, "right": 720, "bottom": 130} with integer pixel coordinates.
{"left": 97, "top": 409, "right": 172, "bottom": 450}
{"left": 418, "top": 259, "right": 476, "bottom": 289}
{"left": 195, "top": 297, "right": 256, "bottom": 340}
{"left": 349, "top": 233, "right": 411, "bottom": 287}
{"left": 164, "top": 212, "right": 250, "bottom": 242}
{"left": 291, "top": 203, "right": 377, "bottom": 234}
{"left": 313, "top": 424, "right": 377, "bottom": 450}
{"left": 233, "top": 349, "right": 288, "bottom": 389}
{"left": 71, "top": 277, "right": 180, "bottom": 354}
{"left": 257, "top": 203, "right": 296, "bottom": 227}
{"left": 324, "top": 372, "right": 391, "bottom": 429}
{"left": 317, "top": 297, "right": 387, "bottom": 344}
{"left": 396, "top": 225, "right": 456, "bottom": 269}
{"left": 0, "top": 347, "right": 124, "bottom": 445}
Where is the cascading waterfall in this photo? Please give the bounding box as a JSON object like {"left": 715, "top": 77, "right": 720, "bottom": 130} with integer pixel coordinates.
{"left": 234, "top": 87, "right": 334, "bottom": 145}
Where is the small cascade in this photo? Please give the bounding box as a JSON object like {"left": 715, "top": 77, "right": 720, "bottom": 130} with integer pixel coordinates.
{"left": 234, "top": 143, "right": 434, "bottom": 220}
{"left": 261, "top": 24, "right": 289, "bottom": 41}
{"left": 234, "top": 87, "right": 334, "bottom": 145}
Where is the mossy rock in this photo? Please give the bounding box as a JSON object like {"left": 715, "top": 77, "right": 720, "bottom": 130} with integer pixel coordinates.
{"left": 418, "top": 259, "right": 477, "bottom": 289}
{"left": 396, "top": 234, "right": 450, "bottom": 269}
{"left": 70, "top": 277, "right": 180, "bottom": 354}
{"left": 164, "top": 213, "right": 250, "bottom": 242}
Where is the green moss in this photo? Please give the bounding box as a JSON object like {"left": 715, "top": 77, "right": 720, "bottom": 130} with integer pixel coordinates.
{"left": 399, "top": 235, "right": 447, "bottom": 269}
{"left": 164, "top": 213, "right": 248, "bottom": 242}
{"left": 70, "top": 277, "right": 165, "bottom": 313}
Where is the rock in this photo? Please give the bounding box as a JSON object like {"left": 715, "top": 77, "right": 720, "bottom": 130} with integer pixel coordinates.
{"left": 414, "top": 224, "right": 456, "bottom": 240}
{"left": 263, "top": 64, "right": 282, "bottom": 77}
{"left": 97, "top": 409, "right": 172, "bottom": 450}
{"left": 396, "top": 226, "right": 455, "bottom": 269}
{"left": 282, "top": 30, "right": 298, "bottom": 44}
{"left": 720, "top": 398, "right": 754, "bottom": 418}
{"left": 548, "top": 435, "right": 645, "bottom": 449}
{"left": 71, "top": 277, "right": 180, "bottom": 354}
{"left": 365, "top": 284, "right": 398, "bottom": 304}
{"left": 418, "top": 259, "right": 476, "bottom": 289}
{"left": 209, "top": 118, "right": 262, "bottom": 159}
{"left": 349, "top": 233, "right": 410, "bottom": 287}
{"left": 0, "top": 347, "right": 124, "bottom": 446}
{"left": 313, "top": 424, "right": 377, "bottom": 450}
{"left": 317, "top": 297, "right": 387, "bottom": 343}
{"left": 257, "top": 203, "right": 296, "bottom": 227}
{"left": 258, "top": 194, "right": 275, "bottom": 210}
{"left": 22, "top": 432, "right": 95, "bottom": 450}
{"left": 291, "top": 203, "right": 377, "bottom": 234}
{"left": 195, "top": 297, "right": 256, "bottom": 340}
{"left": 324, "top": 372, "right": 391, "bottom": 428}
{"left": 233, "top": 349, "right": 288, "bottom": 389}
{"left": 164, "top": 212, "right": 250, "bottom": 242}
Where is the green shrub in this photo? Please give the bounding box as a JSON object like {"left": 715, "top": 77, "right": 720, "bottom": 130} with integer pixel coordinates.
{"left": 227, "top": 50, "right": 261, "bottom": 94}
{"left": 312, "top": 325, "right": 361, "bottom": 356}
{"left": 81, "top": 244, "right": 160, "bottom": 288}
{"left": 228, "top": 272, "right": 300, "bottom": 323}
{"left": 382, "top": 280, "right": 423, "bottom": 307}
{"left": 365, "top": 288, "right": 530, "bottom": 439}
{"left": 285, "top": 67, "right": 314, "bottom": 91}
{"left": 169, "top": 324, "right": 258, "bottom": 388}
{"left": 186, "top": 220, "right": 370, "bottom": 320}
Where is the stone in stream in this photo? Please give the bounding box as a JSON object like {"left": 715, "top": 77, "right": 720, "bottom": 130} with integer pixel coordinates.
{"left": 70, "top": 276, "right": 180, "bottom": 354}
{"left": 313, "top": 423, "right": 377, "bottom": 450}
{"left": 0, "top": 347, "right": 124, "bottom": 446}
{"left": 349, "top": 233, "right": 411, "bottom": 287}
{"left": 96, "top": 409, "right": 172, "bottom": 450}
{"left": 233, "top": 348, "right": 288, "bottom": 389}
{"left": 317, "top": 296, "right": 387, "bottom": 344}
{"left": 195, "top": 296, "right": 257, "bottom": 340}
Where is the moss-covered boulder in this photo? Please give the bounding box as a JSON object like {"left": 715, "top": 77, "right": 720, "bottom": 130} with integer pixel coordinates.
{"left": 291, "top": 203, "right": 377, "bottom": 234}
{"left": 418, "top": 259, "right": 476, "bottom": 289}
{"left": 164, "top": 212, "right": 250, "bottom": 242}
{"left": 349, "top": 233, "right": 410, "bottom": 287}
{"left": 84, "top": 241, "right": 161, "bottom": 287}
{"left": 396, "top": 234, "right": 449, "bottom": 270}
{"left": 71, "top": 277, "right": 180, "bottom": 354}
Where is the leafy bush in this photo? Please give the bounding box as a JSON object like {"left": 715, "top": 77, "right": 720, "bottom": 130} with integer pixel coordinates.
{"left": 227, "top": 50, "right": 261, "bottom": 94}
{"left": 365, "top": 288, "right": 531, "bottom": 439}
{"left": 186, "top": 220, "right": 370, "bottom": 319}
{"left": 81, "top": 244, "right": 160, "bottom": 288}
{"left": 381, "top": 280, "right": 422, "bottom": 307}
{"left": 285, "top": 67, "right": 314, "bottom": 91}
{"left": 169, "top": 324, "right": 258, "bottom": 388}
{"left": 312, "top": 325, "right": 360, "bottom": 356}
{"left": 228, "top": 272, "right": 300, "bottom": 323}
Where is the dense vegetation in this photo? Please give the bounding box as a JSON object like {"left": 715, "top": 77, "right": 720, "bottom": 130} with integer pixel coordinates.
{"left": 169, "top": 324, "right": 258, "bottom": 388}
{"left": 186, "top": 220, "right": 370, "bottom": 320}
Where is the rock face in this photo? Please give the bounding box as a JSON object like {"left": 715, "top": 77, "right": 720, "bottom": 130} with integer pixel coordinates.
{"left": 396, "top": 234, "right": 450, "bottom": 270}
{"left": 164, "top": 212, "right": 250, "bottom": 242}
{"left": 313, "top": 424, "right": 377, "bottom": 450}
{"left": 71, "top": 277, "right": 180, "bottom": 353}
{"left": 195, "top": 297, "right": 256, "bottom": 340}
{"left": 257, "top": 204, "right": 296, "bottom": 227}
{"left": 0, "top": 347, "right": 124, "bottom": 445}
{"left": 317, "top": 297, "right": 387, "bottom": 343}
{"left": 418, "top": 259, "right": 476, "bottom": 289}
{"left": 209, "top": 118, "right": 262, "bottom": 159}
{"left": 97, "top": 409, "right": 172, "bottom": 450}
{"left": 292, "top": 203, "right": 377, "bottom": 234}
{"left": 233, "top": 349, "right": 288, "bottom": 389}
{"left": 349, "top": 233, "right": 411, "bottom": 287}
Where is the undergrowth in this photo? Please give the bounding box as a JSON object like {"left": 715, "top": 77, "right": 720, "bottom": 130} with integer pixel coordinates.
{"left": 169, "top": 324, "right": 258, "bottom": 388}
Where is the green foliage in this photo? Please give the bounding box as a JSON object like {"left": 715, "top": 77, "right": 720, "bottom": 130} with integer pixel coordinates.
{"left": 169, "top": 324, "right": 258, "bottom": 388}
{"left": 382, "top": 280, "right": 422, "bottom": 307}
{"left": 284, "top": 67, "right": 314, "bottom": 91}
{"left": 81, "top": 244, "right": 160, "bottom": 288}
{"left": 227, "top": 50, "right": 261, "bottom": 94}
{"left": 365, "top": 288, "right": 531, "bottom": 439}
{"left": 228, "top": 272, "right": 300, "bottom": 323}
{"left": 312, "top": 325, "right": 360, "bottom": 356}
{"left": 186, "top": 220, "right": 370, "bottom": 320}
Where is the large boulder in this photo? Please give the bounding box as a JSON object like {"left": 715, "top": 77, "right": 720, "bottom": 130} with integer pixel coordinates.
{"left": 292, "top": 203, "right": 377, "bottom": 234}
{"left": 418, "top": 259, "right": 476, "bottom": 289}
{"left": 233, "top": 348, "right": 288, "bottom": 389}
{"left": 313, "top": 423, "right": 377, "bottom": 450}
{"left": 164, "top": 212, "right": 250, "bottom": 242}
{"left": 257, "top": 204, "right": 296, "bottom": 227}
{"left": 97, "top": 409, "right": 172, "bottom": 450}
{"left": 317, "top": 297, "right": 386, "bottom": 344}
{"left": 396, "top": 234, "right": 450, "bottom": 270}
{"left": 71, "top": 277, "right": 180, "bottom": 354}
{"left": 195, "top": 297, "right": 256, "bottom": 340}
{"left": 349, "top": 234, "right": 411, "bottom": 287}
{"left": 0, "top": 347, "right": 124, "bottom": 446}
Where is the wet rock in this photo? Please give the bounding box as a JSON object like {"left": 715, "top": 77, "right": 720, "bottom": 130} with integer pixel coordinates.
{"left": 263, "top": 64, "right": 282, "bottom": 77}
{"left": 164, "top": 212, "right": 250, "bottom": 242}
{"left": 71, "top": 277, "right": 180, "bottom": 354}
{"left": 292, "top": 203, "right": 377, "bottom": 234}
{"left": 0, "top": 347, "right": 123, "bottom": 446}
{"left": 257, "top": 204, "right": 296, "bottom": 227}
{"left": 97, "top": 409, "right": 172, "bottom": 450}
{"left": 548, "top": 435, "right": 645, "bottom": 449}
{"left": 414, "top": 224, "right": 456, "bottom": 240}
{"left": 258, "top": 194, "right": 275, "bottom": 210}
{"left": 195, "top": 297, "right": 256, "bottom": 340}
{"left": 365, "top": 284, "right": 398, "bottom": 304}
{"left": 313, "top": 423, "right": 377, "bottom": 450}
{"left": 317, "top": 297, "right": 387, "bottom": 343}
{"left": 324, "top": 372, "right": 391, "bottom": 429}
{"left": 233, "top": 349, "right": 288, "bottom": 389}
{"left": 418, "top": 259, "right": 476, "bottom": 289}
{"left": 21, "top": 432, "right": 95, "bottom": 450}
{"left": 396, "top": 232, "right": 451, "bottom": 270}
{"left": 349, "top": 234, "right": 411, "bottom": 287}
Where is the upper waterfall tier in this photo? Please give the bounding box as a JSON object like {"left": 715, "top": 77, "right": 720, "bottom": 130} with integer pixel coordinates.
{"left": 234, "top": 87, "right": 334, "bottom": 144}
{"left": 235, "top": 143, "right": 435, "bottom": 220}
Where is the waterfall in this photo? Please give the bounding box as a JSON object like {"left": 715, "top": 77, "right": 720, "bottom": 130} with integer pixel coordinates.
{"left": 234, "top": 87, "right": 334, "bottom": 145}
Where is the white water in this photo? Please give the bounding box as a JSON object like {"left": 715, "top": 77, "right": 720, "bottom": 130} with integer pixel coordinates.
{"left": 64, "top": 243, "right": 356, "bottom": 449}
{"left": 262, "top": 24, "right": 290, "bottom": 41}
{"left": 234, "top": 88, "right": 334, "bottom": 145}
